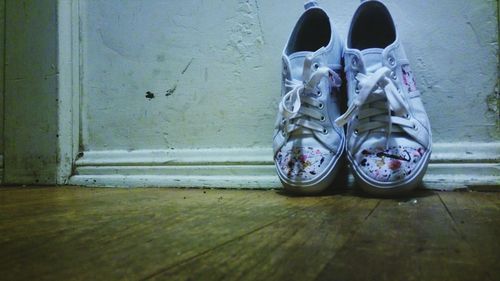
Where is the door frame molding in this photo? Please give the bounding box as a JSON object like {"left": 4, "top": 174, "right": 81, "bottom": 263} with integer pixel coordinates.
{"left": 57, "top": 0, "right": 82, "bottom": 184}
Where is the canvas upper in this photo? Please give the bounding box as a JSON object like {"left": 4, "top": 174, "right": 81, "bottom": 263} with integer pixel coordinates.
{"left": 273, "top": 1, "right": 345, "bottom": 193}
{"left": 337, "top": 0, "right": 432, "bottom": 192}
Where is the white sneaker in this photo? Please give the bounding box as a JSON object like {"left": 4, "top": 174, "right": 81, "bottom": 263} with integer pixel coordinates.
{"left": 273, "top": 1, "right": 345, "bottom": 194}
{"left": 336, "top": 0, "right": 432, "bottom": 195}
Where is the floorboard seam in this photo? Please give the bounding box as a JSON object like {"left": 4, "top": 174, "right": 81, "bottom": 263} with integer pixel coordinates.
{"left": 139, "top": 198, "right": 330, "bottom": 280}
{"left": 363, "top": 200, "right": 381, "bottom": 221}
{"left": 437, "top": 193, "right": 494, "bottom": 281}
{"left": 437, "top": 193, "right": 458, "bottom": 225}
{"left": 138, "top": 218, "right": 282, "bottom": 280}
{"left": 437, "top": 193, "right": 470, "bottom": 239}
{"left": 312, "top": 199, "right": 382, "bottom": 281}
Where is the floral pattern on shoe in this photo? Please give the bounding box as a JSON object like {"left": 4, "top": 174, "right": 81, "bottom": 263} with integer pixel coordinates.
{"left": 356, "top": 146, "right": 425, "bottom": 182}
{"left": 402, "top": 64, "right": 417, "bottom": 92}
{"left": 275, "top": 147, "right": 334, "bottom": 181}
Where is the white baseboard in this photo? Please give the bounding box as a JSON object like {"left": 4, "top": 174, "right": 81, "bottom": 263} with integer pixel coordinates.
{"left": 69, "top": 143, "right": 500, "bottom": 190}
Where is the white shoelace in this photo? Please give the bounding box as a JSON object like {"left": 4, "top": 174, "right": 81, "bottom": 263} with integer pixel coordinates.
{"left": 335, "top": 65, "right": 414, "bottom": 144}
{"left": 278, "top": 59, "right": 341, "bottom": 137}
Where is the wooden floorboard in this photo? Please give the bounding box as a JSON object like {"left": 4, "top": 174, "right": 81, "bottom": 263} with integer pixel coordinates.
{"left": 0, "top": 186, "right": 499, "bottom": 281}
{"left": 149, "top": 195, "right": 380, "bottom": 281}
{"left": 438, "top": 192, "right": 500, "bottom": 280}
{"left": 315, "top": 192, "right": 496, "bottom": 281}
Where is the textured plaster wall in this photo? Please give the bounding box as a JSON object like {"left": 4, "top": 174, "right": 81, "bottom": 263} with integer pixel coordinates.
{"left": 81, "top": 0, "right": 498, "bottom": 151}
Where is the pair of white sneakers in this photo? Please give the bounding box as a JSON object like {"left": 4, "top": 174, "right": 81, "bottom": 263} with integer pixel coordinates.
{"left": 273, "top": 0, "right": 432, "bottom": 196}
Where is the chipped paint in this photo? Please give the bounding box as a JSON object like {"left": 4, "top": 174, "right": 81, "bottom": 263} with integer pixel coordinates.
{"left": 145, "top": 91, "right": 155, "bottom": 100}
{"left": 165, "top": 85, "right": 177, "bottom": 96}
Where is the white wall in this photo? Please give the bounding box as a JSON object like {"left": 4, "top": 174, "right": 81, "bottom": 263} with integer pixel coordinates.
{"left": 80, "top": 0, "right": 498, "bottom": 152}
{"left": 67, "top": 0, "right": 499, "bottom": 188}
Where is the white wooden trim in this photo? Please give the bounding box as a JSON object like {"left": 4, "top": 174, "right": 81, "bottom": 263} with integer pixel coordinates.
{"left": 430, "top": 142, "right": 499, "bottom": 163}
{"left": 57, "top": 0, "right": 81, "bottom": 184}
{"left": 69, "top": 142, "right": 500, "bottom": 190}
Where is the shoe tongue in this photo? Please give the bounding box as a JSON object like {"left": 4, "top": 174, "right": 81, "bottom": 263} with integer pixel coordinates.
{"left": 360, "top": 48, "right": 384, "bottom": 70}
{"left": 288, "top": 51, "right": 314, "bottom": 80}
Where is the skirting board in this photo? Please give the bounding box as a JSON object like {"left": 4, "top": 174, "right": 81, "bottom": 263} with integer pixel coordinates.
{"left": 69, "top": 142, "right": 500, "bottom": 190}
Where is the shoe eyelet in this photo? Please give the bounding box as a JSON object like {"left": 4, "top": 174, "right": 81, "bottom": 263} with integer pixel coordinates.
{"left": 281, "top": 130, "right": 287, "bottom": 137}
{"left": 313, "top": 63, "right": 320, "bottom": 70}
{"left": 390, "top": 71, "right": 397, "bottom": 80}
{"left": 318, "top": 103, "right": 324, "bottom": 109}
{"left": 413, "top": 123, "right": 418, "bottom": 130}
{"left": 355, "top": 115, "right": 359, "bottom": 120}
{"left": 404, "top": 114, "right": 410, "bottom": 120}
{"left": 322, "top": 128, "right": 328, "bottom": 135}
{"left": 354, "top": 129, "right": 359, "bottom": 135}
{"left": 320, "top": 115, "right": 326, "bottom": 122}
{"left": 316, "top": 89, "right": 322, "bottom": 97}
{"left": 355, "top": 83, "right": 361, "bottom": 94}
{"left": 351, "top": 57, "right": 358, "bottom": 67}
{"left": 388, "top": 56, "right": 396, "bottom": 66}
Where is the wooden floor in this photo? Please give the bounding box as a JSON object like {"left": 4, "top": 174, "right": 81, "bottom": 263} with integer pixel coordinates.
{"left": 0, "top": 186, "right": 499, "bottom": 281}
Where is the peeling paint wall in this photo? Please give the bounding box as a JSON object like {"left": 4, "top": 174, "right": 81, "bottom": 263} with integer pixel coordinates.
{"left": 81, "top": 0, "right": 498, "bottom": 151}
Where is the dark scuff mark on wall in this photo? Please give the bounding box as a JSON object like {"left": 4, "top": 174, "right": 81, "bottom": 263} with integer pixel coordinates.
{"left": 166, "top": 84, "right": 177, "bottom": 96}
{"left": 146, "top": 91, "right": 155, "bottom": 100}
{"left": 486, "top": 81, "right": 499, "bottom": 114}
{"left": 253, "top": 0, "right": 265, "bottom": 41}
{"left": 145, "top": 84, "right": 177, "bottom": 100}
{"left": 181, "top": 58, "right": 194, "bottom": 74}
{"left": 486, "top": 82, "right": 500, "bottom": 138}
{"left": 156, "top": 54, "right": 166, "bottom": 62}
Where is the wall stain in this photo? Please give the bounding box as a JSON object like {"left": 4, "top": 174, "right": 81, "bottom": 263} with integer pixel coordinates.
{"left": 253, "top": 0, "right": 265, "bottom": 42}
{"left": 145, "top": 84, "right": 177, "bottom": 100}
{"left": 181, "top": 58, "right": 194, "bottom": 74}
{"left": 145, "top": 91, "right": 155, "bottom": 100}
{"left": 486, "top": 83, "right": 499, "bottom": 114}
{"left": 156, "top": 54, "right": 166, "bottom": 62}
{"left": 486, "top": 83, "right": 500, "bottom": 138}
{"left": 166, "top": 84, "right": 177, "bottom": 96}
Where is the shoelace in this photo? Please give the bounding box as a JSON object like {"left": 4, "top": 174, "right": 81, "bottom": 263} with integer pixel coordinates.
{"left": 278, "top": 58, "right": 341, "bottom": 137}
{"left": 335, "top": 65, "right": 414, "bottom": 146}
